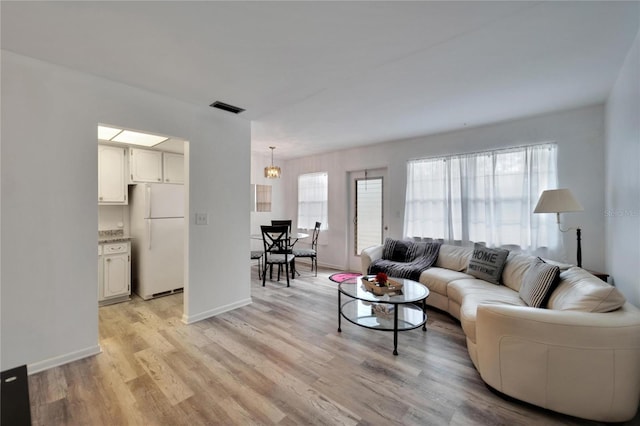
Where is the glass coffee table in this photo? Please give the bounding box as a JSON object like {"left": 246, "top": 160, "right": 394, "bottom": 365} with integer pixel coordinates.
{"left": 337, "top": 276, "right": 429, "bottom": 355}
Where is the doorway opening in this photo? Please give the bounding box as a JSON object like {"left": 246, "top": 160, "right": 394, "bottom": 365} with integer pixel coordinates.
{"left": 348, "top": 168, "right": 388, "bottom": 271}
{"left": 97, "top": 124, "right": 189, "bottom": 319}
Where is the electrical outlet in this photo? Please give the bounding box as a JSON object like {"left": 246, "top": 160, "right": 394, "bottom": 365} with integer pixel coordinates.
{"left": 195, "top": 213, "right": 209, "bottom": 225}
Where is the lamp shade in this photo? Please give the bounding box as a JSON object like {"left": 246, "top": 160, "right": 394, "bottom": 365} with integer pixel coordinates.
{"left": 264, "top": 165, "right": 281, "bottom": 178}
{"left": 264, "top": 146, "right": 281, "bottom": 179}
{"left": 534, "top": 189, "right": 583, "bottom": 213}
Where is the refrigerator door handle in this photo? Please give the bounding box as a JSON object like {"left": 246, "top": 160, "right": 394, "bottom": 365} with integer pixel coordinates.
{"left": 147, "top": 219, "right": 152, "bottom": 250}
{"left": 146, "top": 185, "right": 152, "bottom": 219}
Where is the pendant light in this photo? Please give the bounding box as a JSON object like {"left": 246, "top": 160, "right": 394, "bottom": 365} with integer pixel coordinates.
{"left": 264, "top": 146, "right": 281, "bottom": 178}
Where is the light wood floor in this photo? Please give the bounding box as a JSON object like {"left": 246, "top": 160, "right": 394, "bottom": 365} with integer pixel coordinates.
{"left": 29, "top": 266, "right": 639, "bottom": 425}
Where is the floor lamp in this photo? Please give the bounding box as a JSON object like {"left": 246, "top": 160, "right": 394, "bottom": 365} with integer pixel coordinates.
{"left": 534, "top": 188, "right": 584, "bottom": 267}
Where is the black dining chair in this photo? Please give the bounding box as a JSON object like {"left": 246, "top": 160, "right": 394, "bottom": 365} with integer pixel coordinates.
{"left": 271, "top": 220, "right": 295, "bottom": 273}
{"left": 271, "top": 220, "right": 292, "bottom": 231}
{"left": 250, "top": 250, "right": 264, "bottom": 280}
{"left": 293, "top": 222, "right": 321, "bottom": 276}
{"left": 271, "top": 220, "right": 293, "bottom": 248}
{"left": 260, "top": 225, "right": 296, "bottom": 287}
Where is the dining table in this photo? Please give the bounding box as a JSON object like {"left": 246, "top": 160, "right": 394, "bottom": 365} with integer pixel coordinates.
{"left": 251, "top": 232, "right": 310, "bottom": 277}
{"left": 250, "top": 232, "right": 309, "bottom": 245}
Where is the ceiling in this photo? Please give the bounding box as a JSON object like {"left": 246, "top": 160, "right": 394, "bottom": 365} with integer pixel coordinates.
{"left": 2, "top": 1, "right": 638, "bottom": 159}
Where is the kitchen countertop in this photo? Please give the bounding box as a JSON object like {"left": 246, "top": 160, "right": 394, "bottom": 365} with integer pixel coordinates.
{"left": 99, "top": 230, "right": 132, "bottom": 244}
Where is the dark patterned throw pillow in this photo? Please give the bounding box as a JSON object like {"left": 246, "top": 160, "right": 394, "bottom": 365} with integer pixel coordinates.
{"left": 382, "top": 238, "right": 413, "bottom": 262}
{"left": 519, "top": 257, "right": 560, "bottom": 308}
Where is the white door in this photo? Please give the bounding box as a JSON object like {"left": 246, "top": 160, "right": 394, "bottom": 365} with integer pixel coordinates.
{"left": 103, "top": 253, "right": 130, "bottom": 299}
{"left": 163, "top": 153, "right": 184, "bottom": 184}
{"left": 130, "top": 148, "right": 163, "bottom": 183}
{"left": 348, "top": 168, "right": 388, "bottom": 272}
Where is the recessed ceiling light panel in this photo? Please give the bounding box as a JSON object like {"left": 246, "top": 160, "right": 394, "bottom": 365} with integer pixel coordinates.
{"left": 98, "top": 125, "right": 122, "bottom": 141}
{"left": 111, "top": 130, "right": 169, "bottom": 147}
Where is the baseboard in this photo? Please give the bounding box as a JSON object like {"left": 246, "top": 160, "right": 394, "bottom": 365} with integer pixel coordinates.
{"left": 182, "top": 297, "right": 253, "bottom": 324}
{"left": 27, "top": 344, "right": 102, "bottom": 375}
{"left": 318, "top": 261, "right": 351, "bottom": 271}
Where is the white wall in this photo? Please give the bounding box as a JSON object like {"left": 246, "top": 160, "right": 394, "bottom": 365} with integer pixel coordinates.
{"left": 98, "top": 205, "right": 129, "bottom": 233}
{"left": 605, "top": 30, "right": 640, "bottom": 306}
{"left": 249, "top": 151, "right": 286, "bottom": 250}
{"left": 1, "top": 51, "right": 251, "bottom": 372}
{"left": 282, "top": 104, "right": 607, "bottom": 272}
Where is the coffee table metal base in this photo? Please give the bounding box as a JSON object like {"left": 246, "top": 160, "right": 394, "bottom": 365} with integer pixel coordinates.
{"left": 338, "top": 289, "right": 428, "bottom": 356}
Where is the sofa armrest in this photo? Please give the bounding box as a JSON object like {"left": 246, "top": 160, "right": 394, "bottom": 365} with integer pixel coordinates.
{"left": 476, "top": 303, "right": 640, "bottom": 422}
{"left": 360, "top": 245, "right": 383, "bottom": 275}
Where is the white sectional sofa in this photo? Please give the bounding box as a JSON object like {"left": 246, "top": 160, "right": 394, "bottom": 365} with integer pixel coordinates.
{"left": 362, "top": 242, "right": 640, "bottom": 422}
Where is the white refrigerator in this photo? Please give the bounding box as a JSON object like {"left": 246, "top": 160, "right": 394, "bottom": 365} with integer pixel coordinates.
{"left": 129, "top": 183, "right": 184, "bottom": 300}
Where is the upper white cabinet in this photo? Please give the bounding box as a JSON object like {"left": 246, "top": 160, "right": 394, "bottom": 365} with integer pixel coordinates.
{"left": 98, "top": 144, "right": 127, "bottom": 204}
{"left": 130, "top": 148, "right": 163, "bottom": 183}
{"left": 163, "top": 153, "right": 184, "bottom": 184}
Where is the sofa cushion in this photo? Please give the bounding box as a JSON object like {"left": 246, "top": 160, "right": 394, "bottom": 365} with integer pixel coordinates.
{"left": 419, "top": 267, "right": 474, "bottom": 297}
{"left": 460, "top": 292, "right": 527, "bottom": 343}
{"left": 448, "top": 278, "right": 519, "bottom": 306}
{"left": 502, "top": 253, "right": 537, "bottom": 292}
{"left": 519, "top": 258, "right": 560, "bottom": 308}
{"left": 547, "top": 267, "right": 626, "bottom": 312}
{"left": 541, "top": 258, "right": 573, "bottom": 271}
{"left": 435, "top": 245, "right": 473, "bottom": 272}
{"left": 466, "top": 244, "right": 510, "bottom": 284}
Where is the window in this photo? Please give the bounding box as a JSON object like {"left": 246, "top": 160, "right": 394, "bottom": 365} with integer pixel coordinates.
{"left": 252, "top": 184, "right": 272, "bottom": 212}
{"left": 297, "top": 172, "right": 328, "bottom": 230}
{"left": 404, "top": 143, "right": 558, "bottom": 251}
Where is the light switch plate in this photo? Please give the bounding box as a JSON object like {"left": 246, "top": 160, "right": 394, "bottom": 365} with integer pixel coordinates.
{"left": 195, "top": 213, "right": 209, "bottom": 225}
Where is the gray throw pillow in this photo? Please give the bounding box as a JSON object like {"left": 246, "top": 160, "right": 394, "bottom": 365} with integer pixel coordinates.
{"left": 466, "top": 244, "right": 509, "bottom": 284}
{"left": 519, "top": 258, "right": 560, "bottom": 308}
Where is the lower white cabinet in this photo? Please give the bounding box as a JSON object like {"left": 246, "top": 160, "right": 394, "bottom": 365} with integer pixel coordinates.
{"left": 99, "top": 242, "right": 131, "bottom": 304}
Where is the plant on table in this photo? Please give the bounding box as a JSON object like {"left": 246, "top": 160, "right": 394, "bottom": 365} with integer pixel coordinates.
{"left": 375, "top": 272, "right": 388, "bottom": 287}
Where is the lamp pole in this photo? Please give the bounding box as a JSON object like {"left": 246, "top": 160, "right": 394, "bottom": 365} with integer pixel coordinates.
{"left": 576, "top": 227, "right": 582, "bottom": 268}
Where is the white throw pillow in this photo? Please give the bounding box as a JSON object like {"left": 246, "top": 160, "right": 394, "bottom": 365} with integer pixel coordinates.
{"left": 436, "top": 245, "right": 473, "bottom": 272}
{"left": 502, "top": 253, "right": 538, "bottom": 292}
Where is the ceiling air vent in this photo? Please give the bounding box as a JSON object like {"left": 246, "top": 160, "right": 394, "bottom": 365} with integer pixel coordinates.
{"left": 209, "top": 101, "right": 245, "bottom": 114}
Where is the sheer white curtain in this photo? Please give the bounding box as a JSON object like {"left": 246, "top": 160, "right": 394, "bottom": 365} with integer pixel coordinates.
{"left": 404, "top": 144, "right": 558, "bottom": 253}
{"left": 297, "top": 172, "right": 328, "bottom": 230}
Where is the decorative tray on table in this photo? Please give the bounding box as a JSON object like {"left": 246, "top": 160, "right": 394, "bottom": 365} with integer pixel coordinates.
{"left": 362, "top": 274, "right": 403, "bottom": 295}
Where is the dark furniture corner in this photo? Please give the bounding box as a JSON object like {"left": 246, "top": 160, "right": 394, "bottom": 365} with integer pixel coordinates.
{"left": 2, "top": 364, "right": 32, "bottom": 426}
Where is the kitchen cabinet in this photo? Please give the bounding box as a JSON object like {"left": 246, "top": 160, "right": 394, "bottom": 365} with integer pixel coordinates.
{"left": 163, "top": 153, "right": 184, "bottom": 184}
{"left": 130, "top": 148, "right": 163, "bottom": 183}
{"left": 99, "top": 242, "right": 131, "bottom": 305}
{"left": 98, "top": 145, "right": 127, "bottom": 204}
